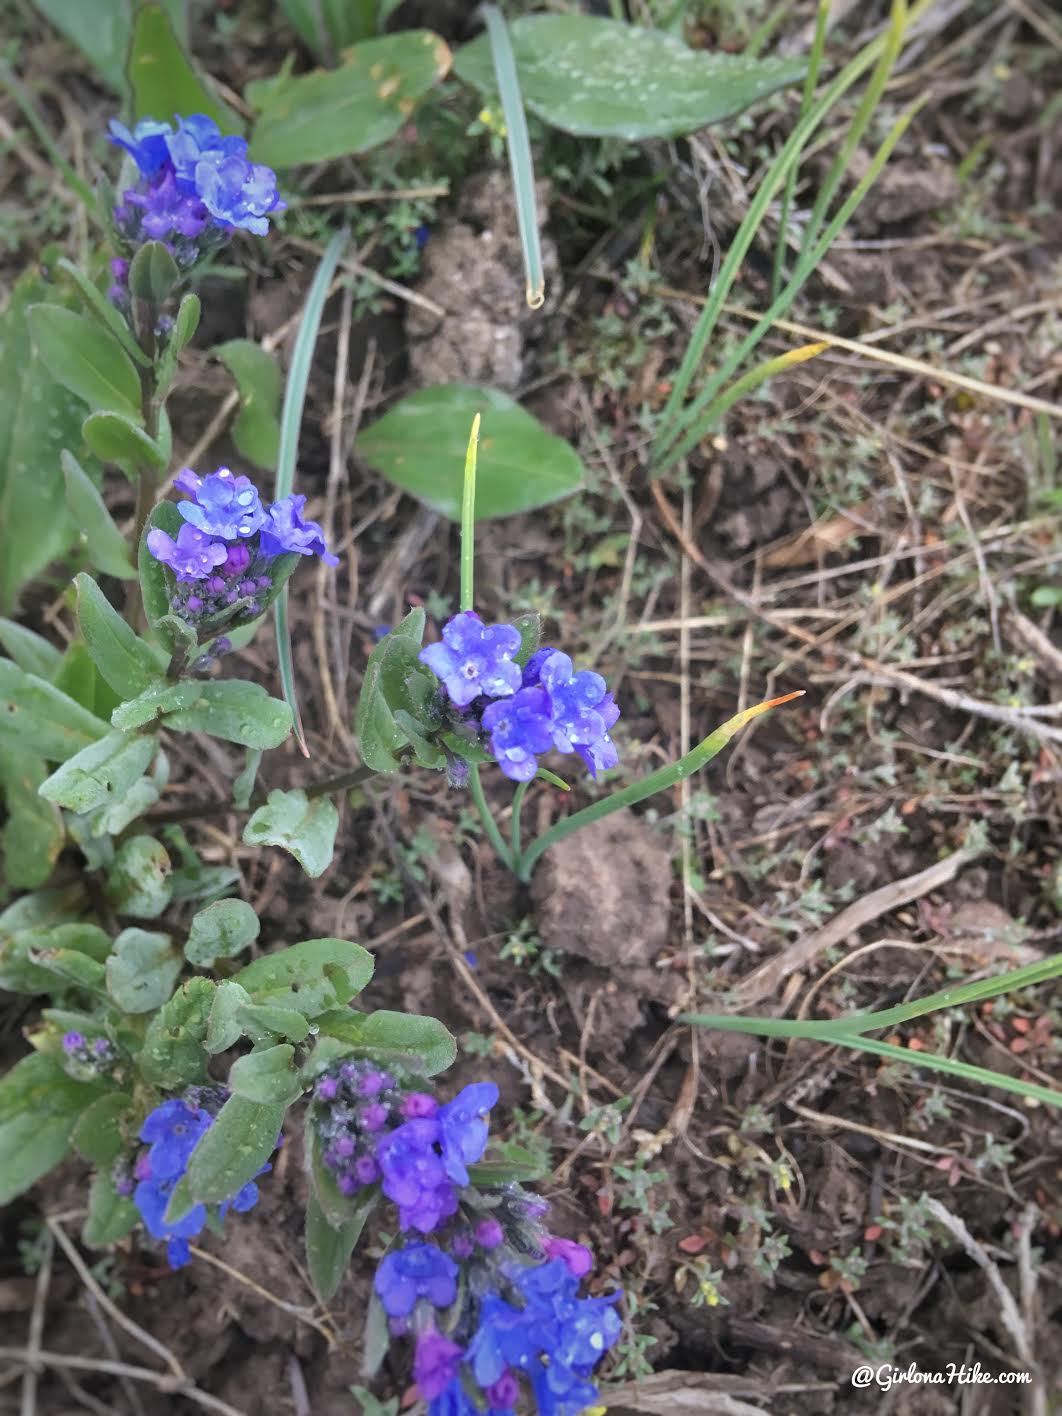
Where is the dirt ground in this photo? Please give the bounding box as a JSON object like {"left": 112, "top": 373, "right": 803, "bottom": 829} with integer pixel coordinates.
{"left": 1, "top": 1, "right": 1060, "bottom": 1414}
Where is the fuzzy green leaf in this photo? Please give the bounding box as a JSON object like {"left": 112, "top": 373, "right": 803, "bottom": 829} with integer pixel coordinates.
{"left": 75, "top": 573, "right": 165, "bottom": 696}
{"left": 63, "top": 455, "right": 137, "bottom": 579}
{"left": 27, "top": 303, "right": 141, "bottom": 419}
{"left": 232, "top": 937, "right": 374, "bottom": 1016}
{"left": 160, "top": 679, "right": 293, "bottom": 749}
{"left": 242, "top": 789, "right": 339, "bottom": 878}
{"left": 105, "top": 926, "right": 179, "bottom": 1011}
{"left": 186, "top": 1094, "right": 284, "bottom": 1204}
{"left": 39, "top": 729, "right": 156, "bottom": 814}
{"left": 184, "top": 899, "right": 260, "bottom": 968}
{"left": 0, "top": 1052, "right": 108, "bottom": 1204}
{"left": 104, "top": 835, "right": 172, "bottom": 920}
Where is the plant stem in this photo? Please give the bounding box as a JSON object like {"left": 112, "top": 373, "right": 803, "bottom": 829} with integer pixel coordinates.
{"left": 460, "top": 414, "right": 480, "bottom": 613}
{"left": 144, "top": 762, "right": 378, "bottom": 826}
{"left": 469, "top": 764, "right": 512, "bottom": 871}
{"left": 516, "top": 692, "right": 803, "bottom": 882}
{"left": 509, "top": 780, "right": 530, "bottom": 873}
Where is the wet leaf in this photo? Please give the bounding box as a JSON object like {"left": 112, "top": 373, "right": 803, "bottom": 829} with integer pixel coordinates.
{"left": 104, "top": 835, "right": 173, "bottom": 920}
{"left": 139, "top": 977, "right": 215, "bottom": 1085}
{"left": 232, "top": 937, "right": 374, "bottom": 1016}
{"left": 27, "top": 303, "right": 141, "bottom": 419}
{"left": 186, "top": 1094, "right": 284, "bottom": 1204}
{"left": 160, "top": 679, "right": 293, "bottom": 749}
{"left": 242, "top": 789, "right": 339, "bottom": 878}
{"left": 75, "top": 573, "right": 165, "bottom": 696}
{"left": 0, "top": 1052, "right": 108, "bottom": 1204}
{"left": 0, "top": 752, "right": 63, "bottom": 888}
{"left": 229, "top": 1043, "right": 304, "bottom": 1106}
{"left": 83, "top": 1170, "right": 138, "bottom": 1246}
{"left": 184, "top": 899, "right": 260, "bottom": 968}
{"left": 306, "top": 1188, "right": 376, "bottom": 1302}
{"left": 314, "top": 1008, "right": 456, "bottom": 1076}
{"left": 105, "top": 926, "right": 179, "bottom": 1011}
{"left": 39, "top": 729, "right": 157, "bottom": 814}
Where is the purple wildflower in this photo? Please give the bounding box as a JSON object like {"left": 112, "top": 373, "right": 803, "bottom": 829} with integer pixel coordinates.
{"left": 145, "top": 523, "right": 227, "bottom": 582}
{"left": 437, "top": 1082, "right": 498, "bottom": 1185}
{"left": 419, "top": 612, "right": 522, "bottom": 708}
{"left": 259, "top": 494, "right": 338, "bottom": 564}
{"left": 414, "top": 1330, "right": 464, "bottom": 1401}
{"left": 374, "top": 1242, "right": 459, "bottom": 1318}
{"left": 377, "top": 1119, "right": 458, "bottom": 1234}
{"left": 178, "top": 468, "right": 265, "bottom": 540}
{"left": 481, "top": 687, "right": 554, "bottom": 783}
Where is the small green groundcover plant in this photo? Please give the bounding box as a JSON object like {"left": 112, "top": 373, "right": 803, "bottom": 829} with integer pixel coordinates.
{"left": 3, "top": 6, "right": 1060, "bottom": 1415}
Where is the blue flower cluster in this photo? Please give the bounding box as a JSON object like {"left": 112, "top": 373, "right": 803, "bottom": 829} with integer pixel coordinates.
{"left": 373, "top": 1233, "right": 620, "bottom": 1414}
{"left": 312, "top": 1059, "right": 497, "bottom": 1233}
{"left": 128, "top": 1092, "right": 269, "bottom": 1269}
{"left": 147, "top": 467, "right": 337, "bottom": 631}
{"left": 418, "top": 613, "right": 620, "bottom": 783}
{"left": 109, "top": 114, "right": 284, "bottom": 262}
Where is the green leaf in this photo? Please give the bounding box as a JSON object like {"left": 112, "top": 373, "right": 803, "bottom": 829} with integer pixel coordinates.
{"left": 305, "top": 1119, "right": 359, "bottom": 1224}
{"left": 105, "top": 835, "right": 173, "bottom": 919}
{"left": 215, "top": 339, "right": 282, "bottom": 470}
{"left": 128, "top": 2, "right": 243, "bottom": 130}
{"left": 358, "top": 384, "right": 585, "bottom": 520}
{"left": 206, "top": 979, "right": 254, "bottom": 1054}
{"left": 138, "top": 502, "right": 182, "bottom": 650}
{"left": 75, "top": 573, "right": 164, "bottom": 696}
{"left": 63, "top": 455, "right": 137, "bottom": 579}
{"left": 232, "top": 937, "right": 374, "bottom": 1016}
{"left": 0, "top": 1052, "right": 107, "bottom": 1204}
{"left": 512, "top": 611, "right": 541, "bottom": 666}
{"left": 184, "top": 899, "right": 260, "bottom": 968}
{"left": 111, "top": 678, "right": 199, "bottom": 730}
{"left": 0, "top": 752, "right": 63, "bottom": 888}
{"left": 468, "top": 1141, "right": 544, "bottom": 1185}
{"left": 279, "top": 0, "right": 382, "bottom": 54}
{"left": 156, "top": 292, "right": 202, "bottom": 395}
{"left": 306, "top": 1188, "right": 376, "bottom": 1303}
{"left": 27, "top": 943, "right": 106, "bottom": 995}
{"left": 105, "top": 926, "right": 179, "bottom": 1011}
{"left": 83, "top": 1169, "right": 139, "bottom": 1246}
{"left": 82, "top": 410, "right": 167, "bottom": 477}
{"left": 55, "top": 258, "right": 150, "bottom": 367}
{"left": 71, "top": 1092, "right": 134, "bottom": 1165}
{"left": 34, "top": 0, "right": 133, "bottom": 92}
{"left": 186, "top": 1094, "right": 284, "bottom": 1204}
{"left": 127, "top": 240, "right": 180, "bottom": 305}
{"left": 139, "top": 977, "right": 215, "bottom": 1085}
{"left": 453, "top": 14, "right": 806, "bottom": 139}
{"left": 235, "top": 1002, "right": 310, "bottom": 1046}
{"left": 315, "top": 1009, "right": 456, "bottom": 1076}
{"left": 0, "top": 271, "right": 102, "bottom": 613}
{"left": 39, "top": 729, "right": 156, "bottom": 813}
{"left": 0, "top": 896, "right": 90, "bottom": 994}
{"left": 160, "top": 679, "right": 294, "bottom": 749}
{"left": 229, "top": 1043, "right": 304, "bottom": 1106}
{"left": 242, "top": 789, "right": 339, "bottom": 878}
{"left": 27, "top": 303, "right": 141, "bottom": 419}
{"left": 354, "top": 607, "right": 428, "bottom": 773}
{"left": 247, "top": 30, "right": 452, "bottom": 168}
{"left": 0, "top": 618, "right": 62, "bottom": 679}
{"left": 232, "top": 747, "right": 262, "bottom": 810}
{"left": 0, "top": 659, "right": 107, "bottom": 760}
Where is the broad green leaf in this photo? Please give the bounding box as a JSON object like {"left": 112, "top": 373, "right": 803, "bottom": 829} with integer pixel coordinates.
{"left": 454, "top": 15, "right": 806, "bottom": 139}
{"left": 0, "top": 272, "right": 100, "bottom": 613}
{"left": 128, "top": 2, "right": 243, "bottom": 130}
{"left": 229, "top": 1043, "right": 304, "bottom": 1106}
{"left": 468, "top": 1141, "right": 545, "bottom": 1185}
{"left": 232, "top": 937, "right": 374, "bottom": 1016}
{"left": 0, "top": 1052, "right": 107, "bottom": 1204}
{"left": 215, "top": 339, "right": 282, "bottom": 470}
{"left": 52, "top": 640, "right": 101, "bottom": 714}
{"left": 0, "top": 752, "right": 63, "bottom": 888}
{"left": 75, "top": 573, "right": 165, "bottom": 696}
{"left": 354, "top": 607, "right": 428, "bottom": 773}
{"left": 235, "top": 1002, "right": 310, "bottom": 1046}
{"left": 63, "top": 455, "right": 137, "bottom": 579}
{"left": 242, "top": 789, "right": 339, "bottom": 878}
{"left": 0, "top": 618, "right": 61, "bottom": 679}
{"left": 82, "top": 411, "right": 167, "bottom": 477}
{"left": 161, "top": 679, "right": 293, "bottom": 749}
{"left": 186, "top": 1094, "right": 284, "bottom": 1204}
{"left": 0, "top": 660, "right": 108, "bottom": 760}
{"left": 247, "top": 30, "right": 452, "bottom": 168}
{"left": 306, "top": 1188, "right": 376, "bottom": 1302}
{"left": 315, "top": 1009, "right": 456, "bottom": 1076}
{"left": 358, "top": 385, "right": 585, "bottom": 520}
{"left": 0, "top": 893, "right": 88, "bottom": 993}
{"left": 83, "top": 1170, "right": 139, "bottom": 1246}
{"left": 111, "top": 678, "right": 199, "bottom": 730}
{"left": 139, "top": 976, "right": 214, "bottom": 1084}
{"left": 27, "top": 303, "right": 141, "bottom": 419}
{"left": 138, "top": 502, "right": 182, "bottom": 649}
{"left": 105, "top": 926, "right": 179, "bottom": 1011}
{"left": 206, "top": 979, "right": 254, "bottom": 1054}
{"left": 105, "top": 835, "right": 172, "bottom": 919}
{"left": 184, "top": 899, "right": 260, "bottom": 967}
{"left": 26, "top": 943, "right": 106, "bottom": 994}
{"left": 55, "top": 258, "right": 149, "bottom": 368}
{"left": 279, "top": 0, "right": 384, "bottom": 54}
{"left": 71, "top": 1092, "right": 135, "bottom": 1165}
{"left": 39, "top": 729, "right": 156, "bottom": 814}
{"left": 33, "top": 0, "right": 186, "bottom": 93}
{"left": 156, "top": 292, "right": 202, "bottom": 396}
{"left": 128, "top": 240, "right": 180, "bottom": 305}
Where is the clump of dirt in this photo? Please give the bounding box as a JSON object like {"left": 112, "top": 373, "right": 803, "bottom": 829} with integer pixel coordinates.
{"left": 406, "top": 170, "right": 560, "bottom": 389}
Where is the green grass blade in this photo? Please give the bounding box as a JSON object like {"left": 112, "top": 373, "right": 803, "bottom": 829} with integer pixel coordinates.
{"left": 273, "top": 227, "right": 349, "bottom": 754}
{"left": 772, "top": 0, "right": 829, "bottom": 300}
{"left": 652, "top": 0, "right": 933, "bottom": 461}
{"left": 517, "top": 691, "right": 803, "bottom": 881}
{"left": 460, "top": 413, "right": 481, "bottom": 614}
{"left": 831, "top": 1035, "right": 1062, "bottom": 1110}
{"left": 654, "top": 101, "right": 921, "bottom": 475}
{"left": 481, "top": 5, "right": 545, "bottom": 308}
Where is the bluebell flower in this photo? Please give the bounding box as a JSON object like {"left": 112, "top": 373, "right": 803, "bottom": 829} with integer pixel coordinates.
{"left": 196, "top": 153, "right": 286, "bottom": 236}
{"left": 419, "top": 612, "right": 522, "bottom": 708}
{"left": 376, "top": 1119, "right": 458, "bottom": 1234}
{"left": 108, "top": 118, "right": 173, "bottom": 176}
{"left": 481, "top": 687, "right": 554, "bottom": 783}
{"left": 125, "top": 168, "right": 209, "bottom": 241}
{"left": 414, "top": 1330, "right": 464, "bottom": 1401}
{"left": 437, "top": 1082, "right": 498, "bottom": 1185}
{"left": 177, "top": 468, "right": 266, "bottom": 540}
{"left": 374, "top": 1242, "right": 459, "bottom": 1318}
{"left": 259, "top": 494, "right": 339, "bottom": 564}
{"left": 145, "top": 523, "right": 227, "bottom": 581}
{"left": 164, "top": 114, "right": 248, "bottom": 192}
{"left": 538, "top": 652, "right": 611, "bottom": 754}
